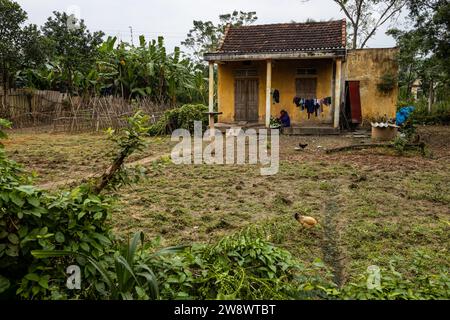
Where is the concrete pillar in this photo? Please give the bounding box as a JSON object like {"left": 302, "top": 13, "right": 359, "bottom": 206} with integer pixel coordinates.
{"left": 334, "top": 59, "right": 342, "bottom": 129}
{"left": 208, "top": 62, "right": 215, "bottom": 135}
{"left": 209, "top": 62, "right": 214, "bottom": 113}
{"left": 265, "top": 60, "right": 272, "bottom": 128}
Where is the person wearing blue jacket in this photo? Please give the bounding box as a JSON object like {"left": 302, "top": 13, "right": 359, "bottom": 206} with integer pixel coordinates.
{"left": 279, "top": 110, "right": 291, "bottom": 127}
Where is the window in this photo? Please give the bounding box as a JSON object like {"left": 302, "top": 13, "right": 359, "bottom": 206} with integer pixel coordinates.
{"left": 296, "top": 68, "right": 317, "bottom": 76}
{"left": 234, "top": 69, "right": 258, "bottom": 77}
{"left": 295, "top": 78, "right": 317, "bottom": 99}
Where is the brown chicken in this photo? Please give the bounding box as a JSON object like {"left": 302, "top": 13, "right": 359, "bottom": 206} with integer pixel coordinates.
{"left": 294, "top": 213, "right": 318, "bottom": 228}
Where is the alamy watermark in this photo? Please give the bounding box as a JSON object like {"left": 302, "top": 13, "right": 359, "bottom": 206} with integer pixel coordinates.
{"left": 170, "top": 121, "right": 279, "bottom": 175}
{"left": 366, "top": 265, "right": 381, "bottom": 290}
{"left": 66, "top": 5, "right": 82, "bottom": 31}
{"left": 66, "top": 265, "right": 81, "bottom": 290}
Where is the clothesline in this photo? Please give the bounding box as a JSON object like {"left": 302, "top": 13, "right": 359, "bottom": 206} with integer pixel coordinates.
{"left": 293, "top": 96, "right": 332, "bottom": 119}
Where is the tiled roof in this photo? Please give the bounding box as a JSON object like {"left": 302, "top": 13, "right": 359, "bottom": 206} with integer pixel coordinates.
{"left": 215, "top": 20, "right": 346, "bottom": 54}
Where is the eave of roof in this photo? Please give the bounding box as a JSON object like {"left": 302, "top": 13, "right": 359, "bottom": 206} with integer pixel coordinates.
{"left": 204, "top": 49, "right": 347, "bottom": 62}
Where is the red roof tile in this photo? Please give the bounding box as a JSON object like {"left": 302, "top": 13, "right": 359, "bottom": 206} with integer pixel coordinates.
{"left": 216, "top": 20, "right": 346, "bottom": 54}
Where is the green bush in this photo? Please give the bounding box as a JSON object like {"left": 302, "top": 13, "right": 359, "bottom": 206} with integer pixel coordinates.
{"left": 147, "top": 230, "right": 336, "bottom": 300}
{"left": 399, "top": 99, "right": 450, "bottom": 125}
{"left": 377, "top": 73, "right": 397, "bottom": 94}
{"left": 0, "top": 113, "right": 149, "bottom": 300}
{"left": 338, "top": 253, "right": 450, "bottom": 300}
{"left": 31, "top": 232, "right": 187, "bottom": 300}
{"left": 149, "top": 104, "right": 208, "bottom": 135}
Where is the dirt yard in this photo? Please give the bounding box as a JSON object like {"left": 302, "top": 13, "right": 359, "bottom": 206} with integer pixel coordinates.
{"left": 4, "top": 125, "right": 449, "bottom": 284}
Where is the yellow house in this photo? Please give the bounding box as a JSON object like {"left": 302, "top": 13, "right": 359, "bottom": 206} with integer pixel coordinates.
{"left": 204, "top": 20, "right": 399, "bottom": 132}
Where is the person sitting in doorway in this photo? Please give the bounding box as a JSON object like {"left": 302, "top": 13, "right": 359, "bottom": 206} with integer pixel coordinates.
{"left": 279, "top": 110, "right": 291, "bottom": 127}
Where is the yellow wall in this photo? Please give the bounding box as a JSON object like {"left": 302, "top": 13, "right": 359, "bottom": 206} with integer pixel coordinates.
{"left": 218, "top": 59, "right": 335, "bottom": 125}
{"left": 345, "top": 48, "right": 399, "bottom": 122}
{"left": 217, "top": 48, "right": 399, "bottom": 126}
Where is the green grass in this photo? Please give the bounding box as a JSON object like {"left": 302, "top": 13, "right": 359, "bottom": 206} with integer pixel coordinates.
{"left": 3, "top": 125, "right": 449, "bottom": 287}
{"left": 4, "top": 131, "right": 174, "bottom": 184}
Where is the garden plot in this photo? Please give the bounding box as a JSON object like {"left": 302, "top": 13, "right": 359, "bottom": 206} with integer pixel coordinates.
{"left": 4, "top": 126, "right": 449, "bottom": 284}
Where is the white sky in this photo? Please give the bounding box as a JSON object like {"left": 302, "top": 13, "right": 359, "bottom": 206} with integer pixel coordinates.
{"left": 16, "top": 0, "right": 408, "bottom": 52}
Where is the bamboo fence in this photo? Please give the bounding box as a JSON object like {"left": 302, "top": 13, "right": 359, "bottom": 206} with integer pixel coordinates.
{"left": 0, "top": 88, "right": 169, "bottom": 132}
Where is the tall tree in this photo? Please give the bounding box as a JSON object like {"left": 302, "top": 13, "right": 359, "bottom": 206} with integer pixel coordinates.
{"left": 0, "top": 0, "right": 45, "bottom": 114}
{"left": 42, "top": 11, "right": 104, "bottom": 94}
{"left": 182, "top": 10, "right": 258, "bottom": 62}
{"left": 387, "top": 28, "right": 423, "bottom": 96}
{"left": 304, "top": 0, "right": 406, "bottom": 48}
{"left": 389, "top": 0, "right": 449, "bottom": 106}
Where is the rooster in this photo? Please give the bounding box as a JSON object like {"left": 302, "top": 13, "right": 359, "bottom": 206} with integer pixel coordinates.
{"left": 295, "top": 143, "right": 309, "bottom": 151}
{"left": 294, "top": 213, "right": 318, "bottom": 228}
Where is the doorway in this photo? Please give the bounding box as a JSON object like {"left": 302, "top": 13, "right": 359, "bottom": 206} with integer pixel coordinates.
{"left": 234, "top": 78, "right": 259, "bottom": 122}
{"left": 345, "top": 81, "right": 362, "bottom": 125}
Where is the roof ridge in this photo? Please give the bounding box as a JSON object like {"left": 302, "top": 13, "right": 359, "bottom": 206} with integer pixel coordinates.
{"left": 229, "top": 19, "right": 345, "bottom": 29}
{"left": 215, "top": 19, "right": 347, "bottom": 55}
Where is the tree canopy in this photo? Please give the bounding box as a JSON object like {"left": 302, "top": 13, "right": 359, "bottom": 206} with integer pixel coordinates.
{"left": 182, "top": 10, "right": 258, "bottom": 62}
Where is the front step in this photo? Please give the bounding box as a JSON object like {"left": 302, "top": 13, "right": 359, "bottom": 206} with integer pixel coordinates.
{"left": 282, "top": 127, "right": 340, "bottom": 136}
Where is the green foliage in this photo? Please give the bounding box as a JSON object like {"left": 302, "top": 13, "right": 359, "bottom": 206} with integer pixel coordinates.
{"left": 408, "top": 99, "right": 450, "bottom": 125}
{"left": 93, "top": 36, "right": 207, "bottom": 104}
{"left": 3, "top": 0, "right": 208, "bottom": 104}
{"left": 377, "top": 73, "right": 397, "bottom": 94}
{"left": 41, "top": 11, "right": 104, "bottom": 94}
{"left": 389, "top": 0, "right": 449, "bottom": 103}
{"left": 270, "top": 116, "right": 282, "bottom": 128}
{"left": 0, "top": 112, "right": 151, "bottom": 299}
{"left": 31, "top": 232, "right": 186, "bottom": 300}
{"left": 148, "top": 104, "right": 208, "bottom": 135}
{"left": 0, "top": 0, "right": 47, "bottom": 102}
{"left": 147, "top": 230, "right": 335, "bottom": 300}
{"left": 107, "top": 110, "right": 150, "bottom": 155}
{"left": 338, "top": 253, "right": 450, "bottom": 300}
{"left": 393, "top": 136, "right": 408, "bottom": 154}
{"left": 195, "top": 232, "right": 330, "bottom": 300}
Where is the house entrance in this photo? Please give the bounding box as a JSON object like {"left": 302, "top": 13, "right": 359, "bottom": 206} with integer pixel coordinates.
{"left": 345, "top": 81, "right": 362, "bottom": 125}
{"left": 234, "top": 78, "right": 259, "bottom": 122}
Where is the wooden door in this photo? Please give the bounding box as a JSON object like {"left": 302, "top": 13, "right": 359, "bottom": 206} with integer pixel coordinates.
{"left": 235, "top": 79, "right": 259, "bottom": 122}
{"left": 348, "top": 81, "right": 362, "bottom": 123}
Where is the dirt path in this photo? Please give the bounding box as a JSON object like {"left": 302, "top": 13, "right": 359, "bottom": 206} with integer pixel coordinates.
{"left": 38, "top": 153, "right": 170, "bottom": 190}
{"left": 321, "top": 190, "right": 347, "bottom": 287}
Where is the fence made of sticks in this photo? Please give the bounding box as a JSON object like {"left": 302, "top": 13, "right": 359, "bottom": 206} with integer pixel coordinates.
{"left": 0, "top": 88, "right": 170, "bottom": 132}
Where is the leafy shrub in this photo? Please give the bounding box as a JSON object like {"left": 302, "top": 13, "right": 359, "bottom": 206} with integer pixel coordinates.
{"left": 393, "top": 136, "right": 408, "bottom": 154}
{"left": 0, "top": 113, "right": 149, "bottom": 299}
{"left": 148, "top": 230, "right": 336, "bottom": 300}
{"left": 401, "top": 99, "right": 450, "bottom": 125}
{"left": 338, "top": 254, "right": 450, "bottom": 300}
{"left": 149, "top": 104, "right": 208, "bottom": 135}
{"left": 377, "top": 73, "right": 397, "bottom": 94}
{"left": 31, "top": 232, "right": 186, "bottom": 300}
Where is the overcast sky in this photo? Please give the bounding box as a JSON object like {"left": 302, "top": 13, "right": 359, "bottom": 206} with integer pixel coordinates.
{"left": 16, "top": 0, "right": 407, "bottom": 51}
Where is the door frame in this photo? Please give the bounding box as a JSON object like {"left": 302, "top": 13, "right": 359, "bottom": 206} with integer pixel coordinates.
{"left": 234, "top": 77, "right": 259, "bottom": 122}
{"left": 345, "top": 81, "right": 362, "bottom": 124}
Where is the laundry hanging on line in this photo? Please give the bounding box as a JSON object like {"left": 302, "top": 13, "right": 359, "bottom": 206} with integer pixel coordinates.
{"left": 293, "top": 96, "right": 331, "bottom": 118}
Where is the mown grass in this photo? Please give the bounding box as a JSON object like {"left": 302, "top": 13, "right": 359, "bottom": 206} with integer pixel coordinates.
{"left": 4, "top": 131, "right": 174, "bottom": 184}
{"left": 3, "top": 125, "right": 449, "bottom": 286}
